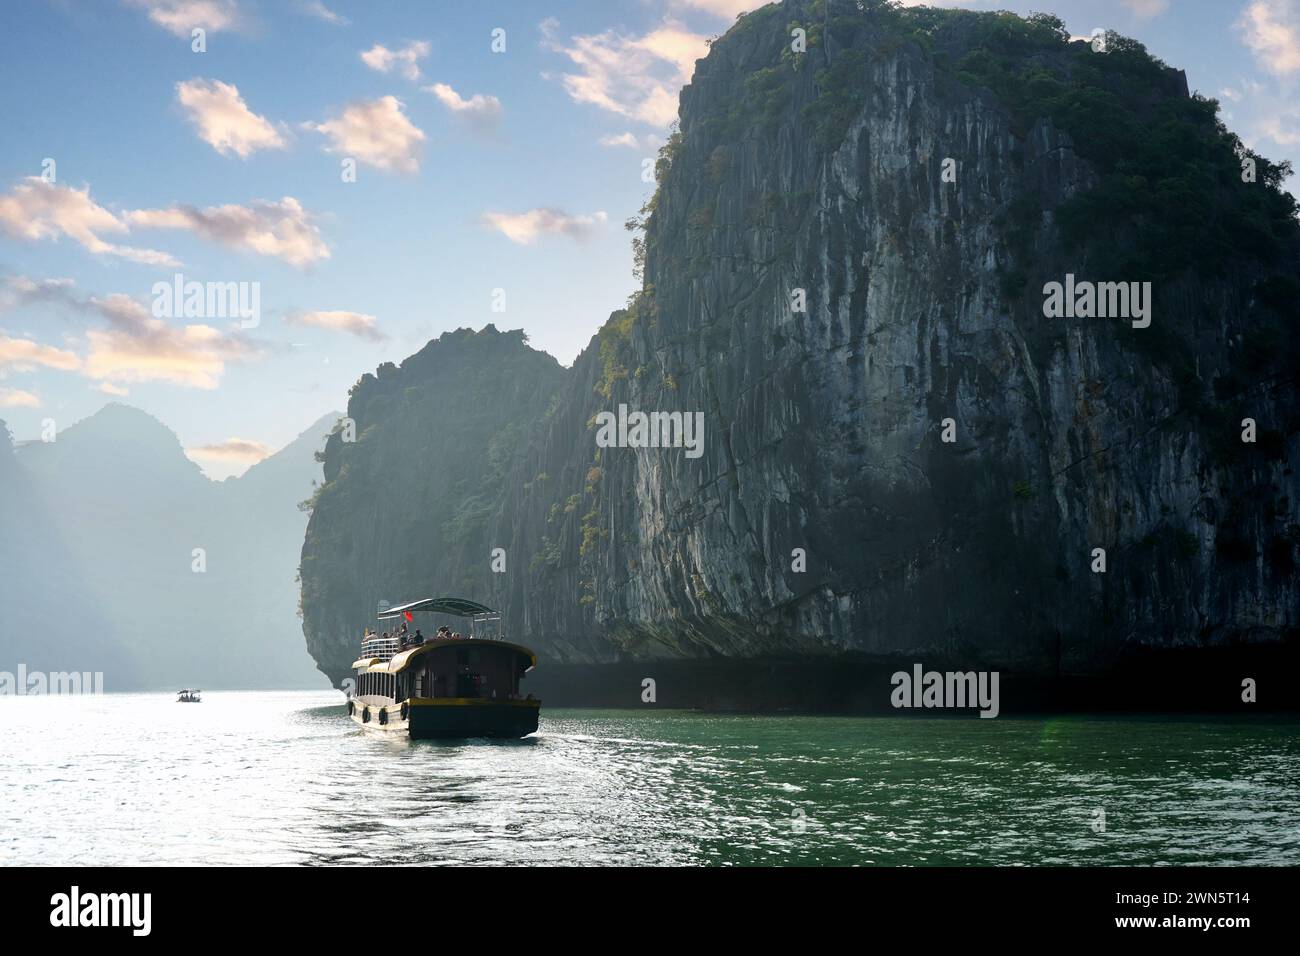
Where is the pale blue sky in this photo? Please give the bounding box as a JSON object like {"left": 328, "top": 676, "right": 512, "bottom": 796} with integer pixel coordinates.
{"left": 1, "top": 0, "right": 1296, "bottom": 477}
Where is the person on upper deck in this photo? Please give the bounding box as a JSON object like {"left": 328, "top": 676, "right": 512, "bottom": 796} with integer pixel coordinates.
{"left": 412, "top": 628, "right": 424, "bottom": 645}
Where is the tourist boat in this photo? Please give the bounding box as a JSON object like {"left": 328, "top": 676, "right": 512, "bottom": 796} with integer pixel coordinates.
{"left": 347, "top": 597, "right": 540, "bottom": 739}
{"left": 176, "top": 689, "right": 201, "bottom": 703}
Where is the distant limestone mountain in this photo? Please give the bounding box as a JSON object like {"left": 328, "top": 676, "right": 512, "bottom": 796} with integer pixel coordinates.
{"left": 0, "top": 404, "right": 341, "bottom": 690}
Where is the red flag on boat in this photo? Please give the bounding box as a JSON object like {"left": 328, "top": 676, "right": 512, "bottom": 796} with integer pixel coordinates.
{"left": 404, "top": 611, "right": 413, "bottom": 622}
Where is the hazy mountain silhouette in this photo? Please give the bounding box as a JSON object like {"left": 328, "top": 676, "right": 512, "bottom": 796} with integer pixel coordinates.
{"left": 0, "top": 405, "right": 340, "bottom": 690}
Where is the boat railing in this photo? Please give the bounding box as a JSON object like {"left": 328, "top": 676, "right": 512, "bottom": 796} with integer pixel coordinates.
{"left": 360, "top": 636, "right": 401, "bottom": 660}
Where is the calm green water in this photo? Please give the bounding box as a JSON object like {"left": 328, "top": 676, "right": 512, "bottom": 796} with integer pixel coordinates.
{"left": 1, "top": 691, "right": 1297, "bottom": 865}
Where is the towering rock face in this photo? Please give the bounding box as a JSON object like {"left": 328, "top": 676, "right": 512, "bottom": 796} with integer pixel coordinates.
{"left": 301, "top": 2, "right": 1300, "bottom": 689}
{"left": 298, "top": 327, "right": 566, "bottom": 678}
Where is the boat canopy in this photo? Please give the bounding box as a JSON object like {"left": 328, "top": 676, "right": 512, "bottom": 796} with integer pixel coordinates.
{"left": 383, "top": 638, "right": 537, "bottom": 675}
{"left": 377, "top": 597, "right": 496, "bottom": 620}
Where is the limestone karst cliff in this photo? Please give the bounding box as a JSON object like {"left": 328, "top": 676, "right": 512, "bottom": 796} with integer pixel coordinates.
{"left": 299, "top": 1, "right": 1299, "bottom": 699}
{"left": 298, "top": 327, "right": 567, "bottom": 678}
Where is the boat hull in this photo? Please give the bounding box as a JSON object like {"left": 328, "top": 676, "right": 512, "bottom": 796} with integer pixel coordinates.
{"left": 349, "top": 697, "right": 539, "bottom": 739}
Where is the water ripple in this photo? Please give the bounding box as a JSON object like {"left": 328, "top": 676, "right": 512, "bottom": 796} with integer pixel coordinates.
{"left": 1, "top": 693, "right": 1298, "bottom": 865}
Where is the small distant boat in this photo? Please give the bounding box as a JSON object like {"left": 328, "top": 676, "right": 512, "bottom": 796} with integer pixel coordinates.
{"left": 347, "top": 597, "right": 539, "bottom": 739}
{"left": 176, "top": 689, "right": 201, "bottom": 703}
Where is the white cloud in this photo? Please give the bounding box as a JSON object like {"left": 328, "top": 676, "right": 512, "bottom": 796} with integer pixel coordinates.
{"left": 0, "top": 275, "right": 78, "bottom": 314}
{"left": 128, "top": 197, "right": 329, "bottom": 267}
{"left": 127, "top": 0, "right": 241, "bottom": 37}
{"left": 599, "top": 132, "right": 640, "bottom": 148}
{"left": 424, "top": 83, "right": 503, "bottom": 132}
{"left": 2, "top": 276, "right": 261, "bottom": 391}
{"left": 98, "top": 382, "right": 130, "bottom": 397}
{"left": 541, "top": 18, "right": 708, "bottom": 127}
{"left": 360, "top": 41, "right": 430, "bottom": 82}
{"left": 0, "top": 334, "right": 81, "bottom": 374}
{"left": 286, "top": 309, "right": 386, "bottom": 341}
{"left": 88, "top": 293, "right": 157, "bottom": 332}
{"left": 0, "top": 388, "right": 41, "bottom": 408}
{"left": 298, "top": 0, "right": 347, "bottom": 25}
{"left": 598, "top": 131, "right": 662, "bottom": 149}
{"left": 0, "top": 178, "right": 179, "bottom": 266}
{"left": 83, "top": 322, "right": 252, "bottom": 389}
{"left": 80, "top": 293, "right": 259, "bottom": 389}
{"left": 1258, "top": 106, "right": 1300, "bottom": 144}
{"left": 482, "top": 208, "right": 608, "bottom": 244}
{"left": 187, "top": 437, "right": 273, "bottom": 462}
{"left": 306, "top": 96, "right": 425, "bottom": 173}
{"left": 1238, "top": 0, "right": 1300, "bottom": 75}
{"left": 176, "top": 79, "right": 286, "bottom": 158}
